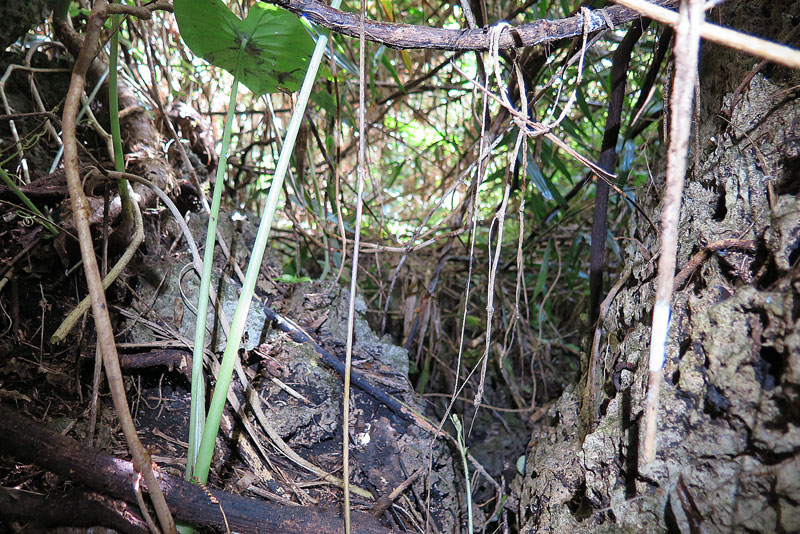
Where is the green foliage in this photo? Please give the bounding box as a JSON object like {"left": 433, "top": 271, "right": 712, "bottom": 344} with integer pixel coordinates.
{"left": 0, "top": 165, "right": 57, "bottom": 237}
{"left": 174, "top": 0, "right": 314, "bottom": 95}
{"left": 276, "top": 273, "right": 312, "bottom": 284}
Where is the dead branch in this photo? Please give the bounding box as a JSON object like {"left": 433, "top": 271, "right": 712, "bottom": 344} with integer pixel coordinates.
{"left": 0, "top": 404, "right": 394, "bottom": 534}
{"left": 267, "top": 0, "right": 678, "bottom": 50}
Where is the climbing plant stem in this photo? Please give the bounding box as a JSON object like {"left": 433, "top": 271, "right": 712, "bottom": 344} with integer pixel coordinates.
{"left": 108, "top": 7, "right": 133, "bottom": 224}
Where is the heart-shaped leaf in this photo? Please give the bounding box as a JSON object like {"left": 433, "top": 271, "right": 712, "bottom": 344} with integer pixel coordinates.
{"left": 174, "top": 0, "right": 314, "bottom": 94}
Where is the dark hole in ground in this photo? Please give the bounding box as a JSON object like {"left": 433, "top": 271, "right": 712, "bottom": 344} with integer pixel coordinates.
{"left": 567, "top": 481, "right": 592, "bottom": 521}
{"left": 754, "top": 345, "right": 785, "bottom": 391}
{"left": 599, "top": 398, "right": 610, "bottom": 417}
{"left": 664, "top": 496, "right": 681, "bottom": 534}
{"left": 788, "top": 243, "right": 800, "bottom": 270}
{"left": 671, "top": 369, "right": 681, "bottom": 385}
{"left": 775, "top": 156, "right": 800, "bottom": 195}
{"left": 704, "top": 384, "right": 732, "bottom": 418}
{"left": 712, "top": 187, "right": 727, "bottom": 221}
{"left": 678, "top": 337, "right": 691, "bottom": 362}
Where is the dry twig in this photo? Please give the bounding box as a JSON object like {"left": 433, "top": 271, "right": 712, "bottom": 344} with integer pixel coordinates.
{"left": 613, "top": 0, "right": 800, "bottom": 69}
{"left": 60, "top": 1, "right": 175, "bottom": 531}
{"left": 642, "top": 0, "right": 704, "bottom": 464}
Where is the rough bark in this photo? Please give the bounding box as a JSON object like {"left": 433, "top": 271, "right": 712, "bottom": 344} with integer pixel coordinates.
{"left": 514, "top": 1, "right": 800, "bottom": 532}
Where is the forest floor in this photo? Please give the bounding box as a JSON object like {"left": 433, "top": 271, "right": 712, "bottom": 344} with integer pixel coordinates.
{"left": 0, "top": 46, "right": 537, "bottom": 533}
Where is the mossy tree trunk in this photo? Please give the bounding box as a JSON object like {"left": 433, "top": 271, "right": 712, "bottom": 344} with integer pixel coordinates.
{"left": 515, "top": 2, "right": 800, "bottom": 532}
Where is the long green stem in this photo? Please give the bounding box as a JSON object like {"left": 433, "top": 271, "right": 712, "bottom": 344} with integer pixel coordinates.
{"left": 108, "top": 6, "right": 133, "bottom": 225}
{"left": 186, "top": 78, "right": 240, "bottom": 480}
{"left": 452, "top": 415, "right": 473, "bottom": 534}
{"left": 193, "top": 11, "right": 339, "bottom": 484}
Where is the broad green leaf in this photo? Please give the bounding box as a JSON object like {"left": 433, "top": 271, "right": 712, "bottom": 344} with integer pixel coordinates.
{"left": 174, "top": 0, "right": 313, "bottom": 95}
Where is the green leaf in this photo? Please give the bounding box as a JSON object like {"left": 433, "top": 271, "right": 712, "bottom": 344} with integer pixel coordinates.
{"left": 533, "top": 239, "right": 551, "bottom": 300}
{"left": 524, "top": 144, "right": 565, "bottom": 206}
{"left": 381, "top": 54, "right": 407, "bottom": 94}
{"left": 576, "top": 86, "right": 600, "bottom": 134}
{"left": 541, "top": 139, "right": 572, "bottom": 186}
{"left": 465, "top": 315, "right": 481, "bottom": 329}
{"left": 276, "top": 273, "right": 312, "bottom": 284}
{"left": 559, "top": 115, "right": 584, "bottom": 141}
{"left": 174, "top": 0, "right": 314, "bottom": 95}
{"left": 525, "top": 153, "right": 554, "bottom": 201}
{"left": 528, "top": 189, "right": 547, "bottom": 221}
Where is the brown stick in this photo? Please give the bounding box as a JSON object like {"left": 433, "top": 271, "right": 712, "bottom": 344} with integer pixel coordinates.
{"left": 60, "top": 1, "right": 175, "bottom": 531}
{"left": 0, "top": 111, "right": 60, "bottom": 122}
{"left": 674, "top": 239, "right": 758, "bottom": 288}
{"left": 0, "top": 405, "right": 394, "bottom": 534}
{"left": 266, "top": 0, "right": 677, "bottom": 50}
{"left": 642, "top": 0, "right": 704, "bottom": 464}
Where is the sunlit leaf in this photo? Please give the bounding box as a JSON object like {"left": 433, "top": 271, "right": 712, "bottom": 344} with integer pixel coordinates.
{"left": 174, "top": 0, "right": 313, "bottom": 94}
{"left": 401, "top": 50, "right": 414, "bottom": 74}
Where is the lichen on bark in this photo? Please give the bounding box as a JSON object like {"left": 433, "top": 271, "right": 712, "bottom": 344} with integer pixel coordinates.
{"left": 515, "top": 4, "right": 800, "bottom": 530}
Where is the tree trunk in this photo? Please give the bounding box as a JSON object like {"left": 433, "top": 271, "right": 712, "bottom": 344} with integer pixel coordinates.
{"left": 515, "top": 1, "right": 800, "bottom": 532}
